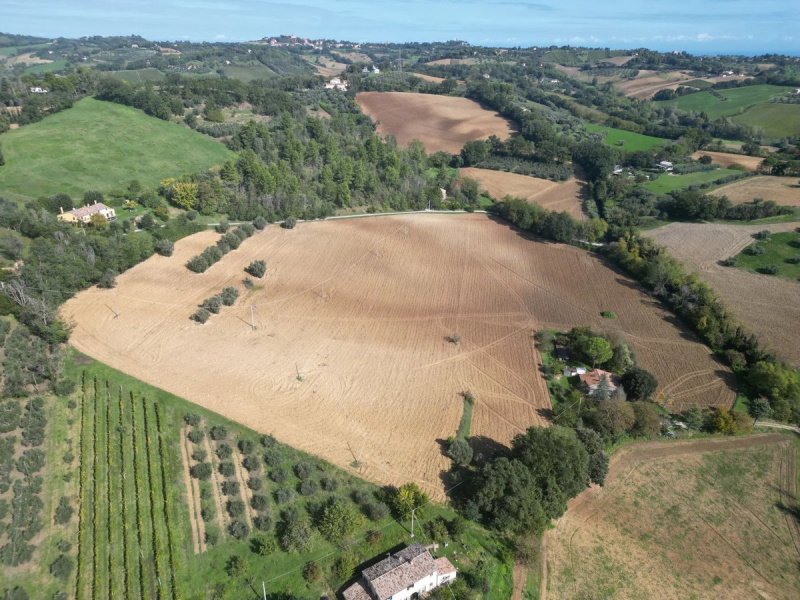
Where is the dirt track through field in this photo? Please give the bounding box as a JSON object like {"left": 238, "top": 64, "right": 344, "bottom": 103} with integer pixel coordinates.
{"left": 180, "top": 426, "right": 206, "bottom": 553}
{"left": 543, "top": 434, "right": 797, "bottom": 600}
{"left": 63, "top": 214, "right": 733, "bottom": 496}
{"left": 460, "top": 167, "right": 585, "bottom": 219}
{"left": 356, "top": 92, "right": 514, "bottom": 154}
{"left": 646, "top": 221, "right": 800, "bottom": 365}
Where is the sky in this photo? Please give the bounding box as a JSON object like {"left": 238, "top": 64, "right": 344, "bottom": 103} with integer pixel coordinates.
{"left": 3, "top": 0, "right": 798, "bottom": 55}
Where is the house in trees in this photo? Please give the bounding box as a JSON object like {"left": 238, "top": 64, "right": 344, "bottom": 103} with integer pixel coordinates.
{"left": 58, "top": 202, "right": 116, "bottom": 225}
{"left": 342, "top": 544, "right": 457, "bottom": 600}
{"left": 579, "top": 369, "right": 618, "bottom": 396}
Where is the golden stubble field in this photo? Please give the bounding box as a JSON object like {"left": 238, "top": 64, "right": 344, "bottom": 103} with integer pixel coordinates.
{"left": 355, "top": 92, "right": 514, "bottom": 154}
{"left": 63, "top": 214, "right": 733, "bottom": 495}
{"left": 646, "top": 221, "right": 800, "bottom": 366}
{"left": 711, "top": 175, "right": 800, "bottom": 206}
{"left": 544, "top": 434, "right": 800, "bottom": 600}
{"left": 460, "top": 167, "right": 585, "bottom": 219}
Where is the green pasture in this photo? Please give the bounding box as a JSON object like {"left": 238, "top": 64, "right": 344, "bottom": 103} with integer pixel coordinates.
{"left": 655, "top": 84, "right": 792, "bottom": 120}
{"left": 734, "top": 231, "right": 800, "bottom": 280}
{"left": 644, "top": 169, "right": 741, "bottom": 194}
{"left": 584, "top": 123, "right": 666, "bottom": 151}
{"left": 0, "top": 97, "right": 232, "bottom": 200}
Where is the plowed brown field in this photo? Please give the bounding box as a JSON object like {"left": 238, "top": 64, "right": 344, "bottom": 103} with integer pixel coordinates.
{"left": 62, "top": 214, "right": 732, "bottom": 496}
{"left": 711, "top": 175, "right": 800, "bottom": 206}
{"left": 646, "top": 221, "right": 800, "bottom": 365}
{"left": 460, "top": 167, "right": 585, "bottom": 219}
{"left": 355, "top": 92, "right": 514, "bottom": 154}
{"left": 544, "top": 434, "right": 800, "bottom": 600}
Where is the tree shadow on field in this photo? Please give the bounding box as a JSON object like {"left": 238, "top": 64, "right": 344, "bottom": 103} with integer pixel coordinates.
{"left": 485, "top": 213, "right": 562, "bottom": 246}
{"left": 775, "top": 500, "right": 800, "bottom": 525}
{"left": 537, "top": 406, "right": 555, "bottom": 422}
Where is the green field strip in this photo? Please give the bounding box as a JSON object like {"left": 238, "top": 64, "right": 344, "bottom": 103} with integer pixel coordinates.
{"left": 75, "top": 375, "right": 95, "bottom": 600}
{"left": 132, "top": 393, "right": 158, "bottom": 598}
{"left": 107, "top": 385, "right": 125, "bottom": 598}
{"left": 118, "top": 388, "right": 140, "bottom": 600}
{"left": 155, "top": 403, "right": 180, "bottom": 598}
{"left": 143, "top": 397, "right": 173, "bottom": 600}
{"left": 92, "top": 377, "right": 109, "bottom": 600}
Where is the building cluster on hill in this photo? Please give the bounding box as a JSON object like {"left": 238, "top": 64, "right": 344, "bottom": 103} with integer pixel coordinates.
{"left": 57, "top": 202, "right": 116, "bottom": 225}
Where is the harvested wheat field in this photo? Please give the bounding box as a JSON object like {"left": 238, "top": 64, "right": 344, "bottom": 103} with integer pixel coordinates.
{"left": 646, "top": 221, "right": 800, "bottom": 365}
{"left": 412, "top": 72, "right": 445, "bottom": 83}
{"left": 544, "top": 434, "right": 800, "bottom": 600}
{"left": 460, "top": 167, "right": 585, "bottom": 219}
{"left": 355, "top": 91, "right": 514, "bottom": 154}
{"left": 63, "top": 214, "right": 732, "bottom": 496}
{"left": 692, "top": 150, "right": 764, "bottom": 172}
{"left": 711, "top": 175, "right": 800, "bottom": 206}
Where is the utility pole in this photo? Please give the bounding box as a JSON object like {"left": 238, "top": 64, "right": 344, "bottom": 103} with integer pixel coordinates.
{"left": 262, "top": 581, "right": 267, "bottom": 600}
{"left": 250, "top": 305, "right": 256, "bottom": 331}
{"left": 410, "top": 507, "right": 416, "bottom": 538}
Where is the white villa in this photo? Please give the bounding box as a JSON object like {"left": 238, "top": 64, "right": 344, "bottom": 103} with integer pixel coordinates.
{"left": 57, "top": 202, "right": 116, "bottom": 225}
{"left": 325, "top": 77, "right": 349, "bottom": 91}
{"left": 342, "top": 544, "right": 457, "bottom": 600}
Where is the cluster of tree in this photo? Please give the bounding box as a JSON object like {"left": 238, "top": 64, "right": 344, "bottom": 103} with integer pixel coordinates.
{"left": 495, "top": 197, "right": 608, "bottom": 244}
{"left": 191, "top": 286, "right": 239, "bottom": 324}
{"left": 607, "top": 232, "right": 800, "bottom": 423}
{"left": 457, "top": 135, "right": 572, "bottom": 181}
{"left": 657, "top": 190, "right": 793, "bottom": 221}
{"left": 464, "top": 426, "right": 602, "bottom": 535}
{"left": 185, "top": 223, "right": 256, "bottom": 273}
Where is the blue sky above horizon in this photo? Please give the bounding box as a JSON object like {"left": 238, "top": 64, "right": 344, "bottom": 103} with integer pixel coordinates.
{"left": 3, "top": 0, "right": 798, "bottom": 55}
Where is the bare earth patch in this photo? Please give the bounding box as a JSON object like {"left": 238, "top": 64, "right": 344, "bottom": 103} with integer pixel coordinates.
{"left": 711, "top": 175, "right": 800, "bottom": 206}
{"left": 63, "top": 215, "right": 732, "bottom": 495}
{"left": 460, "top": 167, "right": 585, "bottom": 219}
{"left": 691, "top": 151, "right": 764, "bottom": 172}
{"left": 544, "top": 434, "right": 800, "bottom": 600}
{"left": 646, "top": 221, "right": 800, "bottom": 365}
{"left": 614, "top": 70, "right": 747, "bottom": 100}
{"left": 355, "top": 92, "right": 514, "bottom": 154}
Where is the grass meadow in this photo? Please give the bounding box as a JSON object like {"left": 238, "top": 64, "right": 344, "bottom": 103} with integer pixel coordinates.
{"left": 0, "top": 97, "right": 232, "bottom": 200}
{"left": 644, "top": 169, "right": 742, "bottom": 194}
{"left": 656, "top": 84, "right": 792, "bottom": 119}
{"left": 584, "top": 123, "right": 666, "bottom": 151}
{"left": 735, "top": 231, "right": 800, "bottom": 280}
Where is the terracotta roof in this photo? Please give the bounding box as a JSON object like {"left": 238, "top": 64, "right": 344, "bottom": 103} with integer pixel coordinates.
{"left": 364, "top": 544, "right": 436, "bottom": 599}
{"left": 67, "top": 202, "right": 113, "bottom": 219}
{"left": 342, "top": 580, "right": 373, "bottom": 600}
{"left": 434, "top": 556, "right": 457, "bottom": 575}
{"left": 579, "top": 369, "right": 617, "bottom": 390}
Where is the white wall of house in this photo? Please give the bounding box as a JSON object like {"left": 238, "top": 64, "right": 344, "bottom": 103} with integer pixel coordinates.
{"left": 378, "top": 572, "right": 437, "bottom": 600}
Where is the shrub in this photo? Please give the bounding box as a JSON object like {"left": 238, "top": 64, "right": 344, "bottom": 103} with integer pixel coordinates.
{"left": 332, "top": 552, "right": 358, "bottom": 582}
{"left": 275, "top": 488, "right": 294, "bottom": 504}
{"left": 187, "top": 428, "right": 205, "bottom": 444}
{"left": 303, "top": 560, "right": 322, "bottom": 583}
{"left": 186, "top": 255, "right": 209, "bottom": 273}
{"left": 260, "top": 434, "right": 276, "bottom": 448}
{"left": 744, "top": 244, "right": 765, "bottom": 256}
{"left": 205, "top": 529, "right": 218, "bottom": 545}
{"left": 243, "top": 277, "right": 254, "bottom": 289}
{"left": 222, "top": 231, "right": 241, "bottom": 249}
{"left": 155, "top": 239, "right": 174, "bottom": 256}
{"left": 253, "top": 216, "right": 267, "bottom": 230}
{"left": 54, "top": 497, "right": 73, "bottom": 525}
{"left": 282, "top": 216, "right": 297, "bottom": 229}
{"left": 184, "top": 413, "right": 201, "bottom": 426}
{"left": 293, "top": 462, "right": 312, "bottom": 480}
{"left": 264, "top": 448, "right": 282, "bottom": 467}
{"left": 0, "top": 401, "right": 21, "bottom": 433}
{"left": 243, "top": 455, "right": 261, "bottom": 472}
{"left": 216, "top": 443, "right": 233, "bottom": 460}
{"left": 189, "top": 463, "right": 212, "bottom": 480}
{"left": 225, "top": 554, "right": 246, "bottom": 577}
{"left": 447, "top": 438, "right": 473, "bottom": 467}
{"left": 247, "top": 477, "right": 263, "bottom": 491}
{"left": 209, "top": 425, "right": 227, "bottom": 441}
{"left": 218, "top": 462, "right": 235, "bottom": 477}
{"left": 227, "top": 500, "right": 245, "bottom": 517}
{"left": 201, "top": 296, "right": 222, "bottom": 314}
{"left": 251, "top": 494, "right": 269, "bottom": 511}
{"left": 220, "top": 287, "right": 239, "bottom": 306}
{"left": 366, "top": 529, "right": 382, "bottom": 545}
{"left": 759, "top": 264, "right": 779, "bottom": 275}
{"left": 253, "top": 514, "right": 272, "bottom": 531}
{"left": 753, "top": 230, "right": 770, "bottom": 240}
{"left": 620, "top": 367, "right": 659, "bottom": 401}
{"left": 786, "top": 255, "right": 800, "bottom": 265}
{"left": 279, "top": 519, "right": 312, "bottom": 552}
{"left": 221, "top": 481, "right": 240, "bottom": 496}
{"left": 49, "top": 555, "right": 74, "bottom": 580}
{"left": 215, "top": 220, "right": 230, "bottom": 234}
{"left": 317, "top": 498, "right": 364, "bottom": 542}
{"left": 56, "top": 539, "right": 72, "bottom": 553}
{"left": 251, "top": 535, "right": 277, "bottom": 556}
{"left": 191, "top": 308, "right": 210, "bottom": 324}
{"left": 191, "top": 449, "right": 207, "bottom": 462}
{"left": 269, "top": 467, "right": 287, "bottom": 483}
{"left": 600, "top": 311, "right": 616, "bottom": 319}
{"left": 365, "top": 501, "right": 390, "bottom": 522}
{"left": 238, "top": 439, "right": 255, "bottom": 455}
{"left": 97, "top": 269, "right": 117, "bottom": 289}
{"left": 299, "top": 480, "right": 318, "bottom": 496}
{"left": 201, "top": 506, "right": 215, "bottom": 521}
{"left": 245, "top": 260, "right": 267, "bottom": 278}
{"left": 320, "top": 476, "right": 338, "bottom": 492}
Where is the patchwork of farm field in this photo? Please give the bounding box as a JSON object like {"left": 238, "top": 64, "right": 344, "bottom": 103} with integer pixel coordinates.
{"left": 711, "top": 176, "right": 800, "bottom": 206}
{"left": 62, "top": 214, "right": 732, "bottom": 496}
{"left": 691, "top": 150, "right": 763, "bottom": 172}
{"left": 646, "top": 221, "right": 800, "bottom": 365}
{"left": 584, "top": 123, "right": 665, "bottom": 151}
{"left": 544, "top": 434, "right": 800, "bottom": 600}
{"left": 355, "top": 92, "right": 514, "bottom": 154}
{"left": 460, "top": 167, "right": 585, "bottom": 219}
{"left": 0, "top": 98, "right": 232, "bottom": 199}
{"left": 644, "top": 168, "right": 742, "bottom": 194}
{"left": 731, "top": 102, "right": 800, "bottom": 141}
